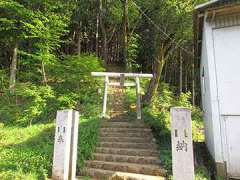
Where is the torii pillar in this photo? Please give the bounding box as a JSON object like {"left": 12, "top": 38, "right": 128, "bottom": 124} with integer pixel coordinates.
{"left": 91, "top": 72, "right": 153, "bottom": 120}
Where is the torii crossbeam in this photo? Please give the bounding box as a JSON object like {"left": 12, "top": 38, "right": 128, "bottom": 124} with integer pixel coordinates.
{"left": 91, "top": 72, "right": 153, "bottom": 120}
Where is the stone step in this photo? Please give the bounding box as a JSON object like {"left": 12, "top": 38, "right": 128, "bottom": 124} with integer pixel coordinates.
{"left": 79, "top": 168, "right": 165, "bottom": 180}
{"left": 100, "top": 128, "right": 152, "bottom": 133}
{"left": 101, "top": 122, "right": 148, "bottom": 128}
{"left": 111, "top": 110, "right": 124, "bottom": 113}
{"left": 102, "top": 120, "right": 145, "bottom": 123}
{"left": 93, "top": 153, "right": 161, "bottom": 165}
{"left": 96, "top": 147, "right": 159, "bottom": 157}
{"left": 84, "top": 160, "right": 166, "bottom": 176}
{"left": 110, "top": 103, "right": 124, "bottom": 105}
{"left": 98, "top": 142, "right": 158, "bottom": 149}
{"left": 110, "top": 110, "right": 127, "bottom": 113}
{"left": 99, "top": 132, "right": 153, "bottom": 138}
{"left": 102, "top": 119, "right": 145, "bottom": 124}
{"left": 102, "top": 118, "right": 130, "bottom": 123}
{"left": 99, "top": 137, "right": 155, "bottom": 143}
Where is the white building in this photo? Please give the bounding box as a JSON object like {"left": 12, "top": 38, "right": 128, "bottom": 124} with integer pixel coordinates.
{"left": 194, "top": 0, "right": 240, "bottom": 179}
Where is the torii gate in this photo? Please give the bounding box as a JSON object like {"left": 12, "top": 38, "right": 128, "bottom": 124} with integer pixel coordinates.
{"left": 91, "top": 72, "right": 153, "bottom": 119}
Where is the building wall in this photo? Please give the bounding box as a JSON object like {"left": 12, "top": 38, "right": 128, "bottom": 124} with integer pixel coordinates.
{"left": 201, "top": 14, "right": 224, "bottom": 164}
{"left": 212, "top": 22, "right": 240, "bottom": 178}
{"left": 200, "top": 24, "right": 215, "bottom": 159}
{"left": 212, "top": 18, "right": 240, "bottom": 115}
{"left": 201, "top": 12, "right": 240, "bottom": 178}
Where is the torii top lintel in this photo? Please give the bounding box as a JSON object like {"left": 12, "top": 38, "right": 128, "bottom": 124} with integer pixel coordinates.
{"left": 91, "top": 72, "right": 153, "bottom": 78}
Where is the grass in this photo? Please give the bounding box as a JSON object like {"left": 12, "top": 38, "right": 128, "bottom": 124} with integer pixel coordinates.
{"left": 77, "top": 117, "right": 100, "bottom": 169}
{"left": 0, "top": 115, "right": 100, "bottom": 180}
{"left": 0, "top": 55, "right": 104, "bottom": 179}
{"left": 0, "top": 123, "right": 54, "bottom": 179}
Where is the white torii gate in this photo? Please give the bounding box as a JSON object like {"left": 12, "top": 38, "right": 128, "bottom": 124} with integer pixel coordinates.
{"left": 91, "top": 72, "right": 153, "bottom": 120}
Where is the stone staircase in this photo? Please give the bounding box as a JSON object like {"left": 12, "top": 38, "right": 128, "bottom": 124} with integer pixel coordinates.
{"left": 79, "top": 86, "right": 166, "bottom": 179}
{"left": 79, "top": 119, "right": 166, "bottom": 179}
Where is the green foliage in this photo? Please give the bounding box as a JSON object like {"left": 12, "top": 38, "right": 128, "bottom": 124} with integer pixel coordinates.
{"left": 195, "top": 166, "right": 211, "bottom": 180}
{"left": 0, "top": 84, "right": 54, "bottom": 126}
{"left": 0, "top": 117, "right": 101, "bottom": 180}
{"left": 50, "top": 55, "right": 104, "bottom": 84}
{"left": 176, "top": 92, "right": 192, "bottom": 108}
{"left": 0, "top": 69, "right": 8, "bottom": 90}
{"left": 77, "top": 117, "right": 100, "bottom": 169}
{"left": 15, "top": 84, "right": 55, "bottom": 125}
{"left": 0, "top": 0, "right": 33, "bottom": 41}
{"left": 144, "top": 84, "right": 204, "bottom": 142}
{"left": 0, "top": 55, "right": 104, "bottom": 126}
{"left": 127, "top": 33, "right": 141, "bottom": 71}
{"left": 49, "top": 55, "right": 104, "bottom": 117}
{"left": 0, "top": 124, "right": 54, "bottom": 180}
{"left": 0, "top": 54, "right": 104, "bottom": 179}
{"left": 0, "top": 119, "right": 101, "bottom": 180}
{"left": 125, "top": 82, "right": 208, "bottom": 178}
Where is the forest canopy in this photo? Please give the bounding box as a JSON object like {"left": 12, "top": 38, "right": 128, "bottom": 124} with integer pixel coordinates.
{"left": 0, "top": 0, "right": 206, "bottom": 125}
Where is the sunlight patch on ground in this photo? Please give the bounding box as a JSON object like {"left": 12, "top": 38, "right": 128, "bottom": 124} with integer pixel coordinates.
{"left": 0, "top": 124, "right": 54, "bottom": 147}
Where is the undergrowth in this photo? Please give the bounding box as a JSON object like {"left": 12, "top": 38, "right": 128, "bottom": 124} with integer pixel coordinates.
{"left": 0, "top": 55, "right": 104, "bottom": 179}
{"left": 125, "top": 82, "right": 211, "bottom": 180}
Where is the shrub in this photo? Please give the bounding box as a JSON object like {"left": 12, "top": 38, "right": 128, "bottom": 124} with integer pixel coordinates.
{"left": 0, "top": 84, "right": 55, "bottom": 126}
{"left": 15, "top": 84, "right": 55, "bottom": 125}
{"left": 77, "top": 117, "right": 100, "bottom": 169}
{"left": 0, "top": 54, "right": 104, "bottom": 126}
{"left": 125, "top": 82, "right": 206, "bottom": 177}
{"left": 0, "top": 69, "right": 8, "bottom": 91}
{"left": 49, "top": 54, "right": 104, "bottom": 116}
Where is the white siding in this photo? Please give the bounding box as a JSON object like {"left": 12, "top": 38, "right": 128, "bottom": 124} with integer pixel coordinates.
{"left": 201, "top": 16, "right": 224, "bottom": 163}
{"left": 201, "top": 26, "right": 215, "bottom": 158}
{"left": 213, "top": 25, "right": 240, "bottom": 115}
{"left": 201, "top": 13, "right": 240, "bottom": 178}
{"left": 212, "top": 25, "right": 240, "bottom": 178}
{"left": 225, "top": 116, "right": 240, "bottom": 178}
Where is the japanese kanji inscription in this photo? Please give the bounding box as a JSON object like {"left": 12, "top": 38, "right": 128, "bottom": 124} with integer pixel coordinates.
{"left": 170, "top": 107, "right": 194, "bottom": 180}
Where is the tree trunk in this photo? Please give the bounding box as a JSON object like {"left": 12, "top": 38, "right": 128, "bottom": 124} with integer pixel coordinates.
{"left": 116, "top": 34, "right": 120, "bottom": 62}
{"left": 123, "top": 0, "right": 129, "bottom": 69}
{"left": 185, "top": 67, "right": 188, "bottom": 92}
{"left": 192, "top": 57, "right": 195, "bottom": 106}
{"left": 168, "top": 61, "right": 172, "bottom": 84}
{"left": 144, "top": 45, "right": 165, "bottom": 104}
{"left": 102, "top": 33, "right": 108, "bottom": 65}
{"left": 28, "top": 40, "right": 32, "bottom": 54}
{"left": 96, "top": 1, "right": 100, "bottom": 57}
{"left": 77, "top": 21, "right": 82, "bottom": 55}
{"left": 163, "top": 60, "right": 168, "bottom": 82}
{"left": 9, "top": 42, "right": 18, "bottom": 94}
{"left": 99, "top": 0, "right": 108, "bottom": 66}
{"left": 41, "top": 60, "right": 47, "bottom": 84}
{"left": 115, "top": 36, "right": 118, "bottom": 62}
{"left": 179, "top": 50, "right": 183, "bottom": 94}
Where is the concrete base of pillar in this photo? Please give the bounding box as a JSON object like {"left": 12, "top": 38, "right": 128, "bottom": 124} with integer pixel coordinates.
{"left": 216, "top": 162, "right": 227, "bottom": 180}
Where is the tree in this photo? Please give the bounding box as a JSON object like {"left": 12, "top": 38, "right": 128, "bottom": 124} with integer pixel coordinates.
{"left": 0, "top": 1, "right": 35, "bottom": 93}
{"left": 99, "top": 0, "right": 108, "bottom": 66}
{"left": 0, "top": 0, "right": 74, "bottom": 90}
{"left": 0, "top": 0, "right": 206, "bottom": 106}
{"left": 140, "top": 0, "right": 201, "bottom": 104}
{"left": 121, "top": 0, "right": 129, "bottom": 69}
{"left": 144, "top": 35, "right": 173, "bottom": 104}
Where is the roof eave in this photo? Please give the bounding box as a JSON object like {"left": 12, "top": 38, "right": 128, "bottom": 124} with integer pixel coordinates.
{"left": 195, "top": 0, "right": 220, "bottom": 11}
